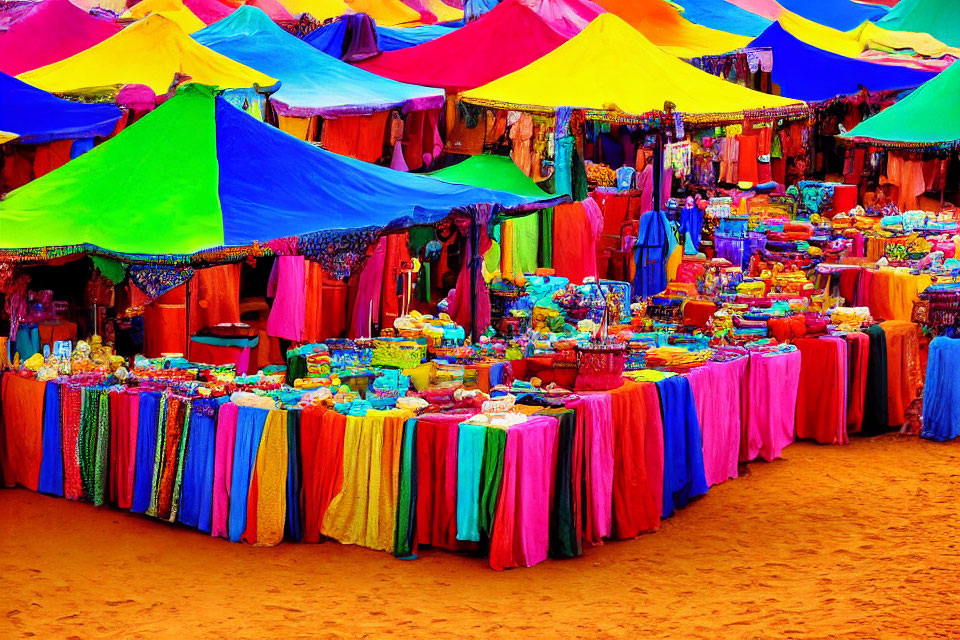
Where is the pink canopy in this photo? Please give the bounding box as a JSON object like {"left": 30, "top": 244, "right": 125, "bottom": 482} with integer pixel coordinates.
{"left": 182, "top": 0, "right": 235, "bottom": 24}
{"left": 519, "top": 0, "right": 603, "bottom": 38}
{"left": 356, "top": 0, "right": 569, "bottom": 93}
{"left": 244, "top": 0, "right": 294, "bottom": 20}
{"left": 0, "top": 0, "right": 120, "bottom": 76}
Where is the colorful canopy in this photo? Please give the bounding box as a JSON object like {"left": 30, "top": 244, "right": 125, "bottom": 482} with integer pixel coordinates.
{"left": 377, "top": 23, "right": 458, "bottom": 51}
{"left": 0, "top": 85, "right": 559, "bottom": 257}
{"left": 123, "top": 0, "right": 208, "bottom": 33}
{"left": 0, "top": 0, "right": 120, "bottom": 75}
{"left": 401, "top": 0, "right": 463, "bottom": 24}
{"left": 0, "top": 73, "right": 122, "bottom": 145}
{"left": 774, "top": 0, "right": 887, "bottom": 31}
{"left": 592, "top": 0, "right": 751, "bottom": 57}
{"left": 125, "top": 0, "right": 235, "bottom": 26}
{"left": 523, "top": 0, "right": 604, "bottom": 38}
{"left": 430, "top": 154, "right": 549, "bottom": 198}
{"left": 346, "top": 0, "right": 421, "bottom": 25}
{"left": 274, "top": 0, "right": 347, "bottom": 19}
{"left": 672, "top": 0, "right": 772, "bottom": 38}
{"left": 840, "top": 61, "right": 960, "bottom": 147}
{"left": 750, "top": 23, "right": 936, "bottom": 102}
{"left": 463, "top": 14, "right": 806, "bottom": 123}
{"left": 243, "top": 0, "right": 294, "bottom": 21}
{"left": 356, "top": 0, "right": 568, "bottom": 93}
{"left": 194, "top": 7, "right": 444, "bottom": 116}
{"left": 17, "top": 15, "right": 276, "bottom": 96}
{"left": 875, "top": 0, "right": 960, "bottom": 48}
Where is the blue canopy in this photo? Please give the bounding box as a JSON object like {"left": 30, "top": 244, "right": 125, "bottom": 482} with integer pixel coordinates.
{"left": 775, "top": 0, "right": 887, "bottom": 31}
{"left": 674, "top": 0, "right": 772, "bottom": 37}
{"left": 749, "top": 23, "right": 935, "bottom": 103}
{"left": 194, "top": 6, "right": 444, "bottom": 117}
{"left": 0, "top": 84, "right": 562, "bottom": 257}
{"left": 378, "top": 24, "right": 458, "bottom": 51}
{"left": 0, "top": 72, "right": 122, "bottom": 144}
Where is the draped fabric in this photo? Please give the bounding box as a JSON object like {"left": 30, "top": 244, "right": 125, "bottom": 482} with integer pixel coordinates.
{"left": 131, "top": 391, "right": 161, "bottom": 513}
{"left": 539, "top": 407, "right": 581, "bottom": 558}
{"left": 845, "top": 332, "right": 870, "bottom": 433}
{"left": 921, "top": 337, "right": 960, "bottom": 442}
{"left": 394, "top": 418, "right": 419, "bottom": 557}
{"left": 477, "top": 425, "right": 506, "bottom": 541}
{"left": 414, "top": 414, "right": 464, "bottom": 550}
{"left": 228, "top": 406, "right": 268, "bottom": 542}
{"left": 794, "top": 337, "right": 849, "bottom": 445}
{"left": 861, "top": 325, "right": 890, "bottom": 436}
{"left": 0, "top": 374, "right": 45, "bottom": 491}
{"left": 456, "top": 423, "right": 486, "bottom": 542}
{"left": 609, "top": 381, "right": 663, "bottom": 539}
{"left": 740, "top": 349, "right": 800, "bottom": 462}
{"left": 179, "top": 398, "right": 219, "bottom": 532}
{"left": 300, "top": 408, "right": 347, "bottom": 543}
{"left": 38, "top": 382, "right": 64, "bottom": 496}
{"left": 285, "top": 410, "right": 304, "bottom": 542}
{"left": 880, "top": 321, "right": 922, "bottom": 428}
{"left": 656, "top": 376, "right": 708, "bottom": 518}
{"left": 245, "top": 409, "right": 289, "bottom": 546}
{"left": 574, "top": 393, "right": 614, "bottom": 546}
{"left": 489, "top": 416, "right": 559, "bottom": 570}
{"left": 110, "top": 390, "right": 140, "bottom": 509}
{"left": 686, "top": 357, "right": 747, "bottom": 487}
{"left": 211, "top": 401, "right": 238, "bottom": 538}
{"left": 552, "top": 199, "right": 603, "bottom": 285}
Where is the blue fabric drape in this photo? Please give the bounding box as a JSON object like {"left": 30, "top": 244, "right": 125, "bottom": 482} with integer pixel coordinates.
{"left": 921, "top": 337, "right": 960, "bottom": 442}
{"left": 634, "top": 210, "right": 671, "bottom": 298}
{"left": 656, "top": 376, "right": 708, "bottom": 518}
{"left": 131, "top": 391, "right": 161, "bottom": 514}
{"left": 675, "top": 0, "right": 771, "bottom": 37}
{"left": 285, "top": 409, "right": 304, "bottom": 542}
{"left": 776, "top": 0, "right": 886, "bottom": 31}
{"left": 38, "top": 382, "right": 63, "bottom": 496}
{"left": 178, "top": 398, "right": 221, "bottom": 531}
{"left": 228, "top": 406, "right": 269, "bottom": 542}
{"left": 378, "top": 24, "right": 457, "bottom": 51}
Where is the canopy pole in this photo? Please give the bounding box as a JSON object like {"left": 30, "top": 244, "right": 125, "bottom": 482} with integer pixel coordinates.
{"left": 184, "top": 278, "right": 191, "bottom": 360}
{"left": 469, "top": 214, "right": 480, "bottom": 344}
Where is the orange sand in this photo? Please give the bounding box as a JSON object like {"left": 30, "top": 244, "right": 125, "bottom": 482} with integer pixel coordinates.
{"left": 2, "top": 435, "right": 959, "bottom": 638}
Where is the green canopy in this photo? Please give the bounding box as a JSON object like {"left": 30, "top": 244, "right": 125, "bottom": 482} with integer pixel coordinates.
{"left": 875, "top": 0, "right": 960, "bottom": 49}
{"left": 840, "top": 62, "right": 960, "bottom": 147}
{"left": 431, "top": 154, "right": 550, "bottom": 275}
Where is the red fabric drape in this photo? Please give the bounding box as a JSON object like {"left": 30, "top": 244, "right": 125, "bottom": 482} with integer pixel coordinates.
{"left": 300, "top": 408, "right": 347, "bottom": 544}
{"left": 320, "top": 112, "right": 390, "bottom": 163}
{"left": 0, "top": 373, "right": 46, "bottom": 491}
{"left": 794, "top": 337, "right": 849, "bottom": 445}
{"left": 414, "top": 414, "right": 462, "bottom": 551}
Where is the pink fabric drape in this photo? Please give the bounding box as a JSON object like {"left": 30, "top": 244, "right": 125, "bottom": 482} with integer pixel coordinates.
{"left": 489, "top": 416, "right": 559, "bottom": 570}
{"left": 574, "top": 393, "right": 614, "bottom": 545}
{"left": 687, "top": 356, "right": 748, "bottom": 487}
{"left": 211, "top": 402, "right": 239, "bottom": 539}
{"left": 350, "top": 238, "right": 388, "bottom": 338}
{"left": 846, "top": 332, "right": 870, "bottom": 432}
{"left": 448, "top": 212, "right": 493, "bottom": 333}
{"left": 267, "top": 256, "right": 306, "bottom": 342}
{"left": 740, "top": 349, "right": 801, "bottom": 462}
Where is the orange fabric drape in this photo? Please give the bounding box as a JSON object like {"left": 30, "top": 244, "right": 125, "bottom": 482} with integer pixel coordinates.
{"left": 880, "top": 320, "right": 922, "bottom": 427}
{"left": 0, "top": 373, "right": 46, "bottom": 491}
{"left": 277, "top": 115, "right": 318, "bottom": 141}
{"left": 321, "top": 112, "right": 390, "bottom": 163}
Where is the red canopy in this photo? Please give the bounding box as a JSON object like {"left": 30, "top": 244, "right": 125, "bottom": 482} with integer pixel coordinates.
{"left": 355, "top": 0, "right": 568, "bottom": 93}
{"left": 0, "top": 0, "right": 120, "bottom": 75}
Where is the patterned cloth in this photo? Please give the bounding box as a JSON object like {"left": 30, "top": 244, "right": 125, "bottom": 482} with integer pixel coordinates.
{"left": 129, "top": 264, "right": 195, "bottom": 300}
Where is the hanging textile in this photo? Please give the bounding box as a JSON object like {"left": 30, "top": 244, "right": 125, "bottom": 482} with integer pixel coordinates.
{"left": 38, "top": 381, "right": 64, "bottom": 496}
{"left": 552, "top": 198, "right": 603, "bottom": 285}
{"left": 228, "top": 406, "right": 268, "bottom": 543}
{"left": 573, "top": 393, "right": 613, "bottom": 546}
{"left": 394, "top": 417, "right": 419, "bottom": 557}
{"left": 300, "top": 408, "right": 347, "bottom": 544}
{"left": 211, "top": 401, "right": 239, "bottom": 539}
{"left": 244, "top": 408, "right": 289, "bottom": 547}
{"left": 131, "top": 391, "right": 161, "bottom": 513}
{"left": 861, "top": 325, "right": 890, "bottom": 436}
{"left": 456, "top": 422, "right": 486, "bottom": 543}
{"left": 285, "top": 410, "right": 304, "bottom": 542}
{"left": 179, "top": 398, "right": 220, "bottom": 532}
{"left": 794, "top": 337, "right": 849, "bottom": 445}
{"left": 687, "top": 357, "right": 747, "bottom": 487}
{"left": 740, "top": 349, "right": 801, "bottom": 462}
{"left": 656, "top": 376, "right": 709, "bottom": 518}
{"left": 1, "top": 375, "right": 46, "bottom": 491}
{"left": 414, "top": 414, "right": 464, "bottom": 551}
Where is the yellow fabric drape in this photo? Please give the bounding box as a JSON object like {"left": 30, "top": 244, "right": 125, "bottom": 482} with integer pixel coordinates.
{"left": 253, "top": 409, "right": 290, "bottom": 547}
{"left": 277, "top": 115, "right": 318, "bottom": 141}
{"left": 462, "top": 14, "right": 805, "bottom": 120}
{"left": 122, "top": 0, "right": 206, "bottom": 33}
{"left": 18, "top": 15, "right": 275, "bottom": 94}
{"left": 500, "top": 220, "right": 516, "bottom": 280}
{"left": 346, "top": 0, "right": 420, "bottom": 26}
{"left": 321, "top": 410, "right": 408, "bottom": 552}
{"left": 276, "top": 0, "right": 347, "bottom": 20}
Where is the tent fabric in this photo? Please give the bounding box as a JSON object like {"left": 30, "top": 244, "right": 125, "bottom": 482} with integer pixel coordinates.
{"left": 430, "top": 155, "right": 549, "bottom": 199}
{"left": 774, "top": 0, "right": 886, "bottom": 31}
{"left": 749, "top": 23, "right": 935, "bottom": 103}
{"left": 673, "top": 0, "right": 771, "bottom": 38}
{"left": 194, "top": 7, "right": 444, "bottom": 116}
{"left": 124, "top": 0, "right": 208, "bottom": 33}
{"left": 0, "top": 85, "right": 562, "bottom": 257}
{"left": 840, "top": 61, "right": 960, "bottom": 147}
{"left": 245, "top": 0, "right": 295, "bottom": 20}
{"left": 593, "top": 0, "right": 751, "bottom": 57}
{"left": 876, "top": 0, "right": 960, "bottom": 48}
{"left": 355, "top": 0, "right": 569, "bottom": 93}
{"left": 0, "top": 73, "right": 123, "bottom": 145}
{"left": 346, "top": 0, "right": 422, "bottom": 25}
{"left": 274, "top": 0, "right": 347, "bottom": 19}
{"left": 401, "top": 0, "right": 464, "bottom": 24}
{"left": 0, "top": 0, "right": 121, "bottom": 75}
{"left": 463, "top": 14, "right": 806, "bottom": 124}
{"left": 521, "top": 0, "right": 604, "bottom": 38}
{"left": 17, "top": 15, "right": 276, "bottom": 95}
{"left": 378, "top": 23, "right": 458, "bottom": 51}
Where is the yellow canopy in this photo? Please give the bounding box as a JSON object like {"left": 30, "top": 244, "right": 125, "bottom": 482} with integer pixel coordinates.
{"left": 593, "top": 0, "right": 750, "bottom": 57}
{"left": 779, "top": 11, "right": 960, "bottom": 59}
{"left": 275, "top": 0, "right": 347, "bottom": 19}
{"left": 347, "top": 0, "right": 421, "bottom": 25}
{"left": 462, "top": 14, "right": 806, "bottom": 124}
{"left": 17, "top": 15, "right": 276, "bottom": 95}
{"left": 419, "top": 0, "right": 462, "bottom": 24}
{"left": 123, "top": 0, "right": 206, "bottom": 33}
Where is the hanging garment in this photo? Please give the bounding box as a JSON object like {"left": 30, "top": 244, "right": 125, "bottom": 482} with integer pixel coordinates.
{"left": 609, "top": 381, "right": 663, "bottom": 538}
{"left": 456, "top": 422, "right": 486, "bottom": 543}
{"left": 267, "top": 256, "right": 307, "bottom": 342}
{"left": 574, "top": 393, "right": 614, "bottom": 546}
{"left": 861, "top": 325, "right": 890, "bottom": 436}
{"left": 656, "top": 376, "right": 709, "bottom": 517}
{"left": 228, "top": 406, "right": 268, "bottom": 543}
{"left": 285, "top": 410, "right": 303, "bottom": 542}
{"left": 300, "top": 408, "right": 347, "bottom": 544}
{"left": 394, "top": 417, "right": 419, "bottom": 557}
{"left": 277, "top": 115, "right": 318, "bottom": 141}
{"left": 244, "top": 409, "right": 289, "bottom": 547}
{"left": 211, "top": 401, "right": 238, "bottom": 539}
{"left": 179, "top": 398, "right": 220, "bottom": 532}
{"left": 686, "top": 357, "right": 747, "bottom": 487}
{"left": 880, "top": 320, "right": 922, "bottom": 428}
{"left": 38, "top": 381, "right": 64, "bottom": 496}
{"left": 131, "top": 391, "right": 161, "bottom": 514}
{"left": 0, "top": 374, "right": 46, "bottom": 491}
{"left": 509, "top": 113, "right": 535, "bottom": 177}
{"left": 488, "top": 416, "right": 559, "bottom": 570}
{"left": 634, "top": 209, "right": 671, "bottom": 298}
{"left": 794, "top": 337, "right": 849, "bottom": 445}
{"left": 740, "top": 349, "right": 801, "bottom": 462}
{"left": 447, "top": 213, "right": 493, "bottom": 333}
{"left": 350, "top": 237, "right": 388, "bottom": 338}
{"left": 321, "top": 111, "right": 390, "bottom": 163}
{"left": 552, "top": 199, "right": 603, "bottom": 285}
{"left": 415, "top": 414, "right": 464, "bottom": 551}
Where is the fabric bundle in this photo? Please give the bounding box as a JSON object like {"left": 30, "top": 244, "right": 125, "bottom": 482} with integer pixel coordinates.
{"left": 921, "top": 337, "right": 960, "bottom": 442}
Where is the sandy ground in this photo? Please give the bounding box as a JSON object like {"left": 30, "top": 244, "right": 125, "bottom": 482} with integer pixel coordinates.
{"left": 2, "top": 434, "right": 959, "bottom": 639}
